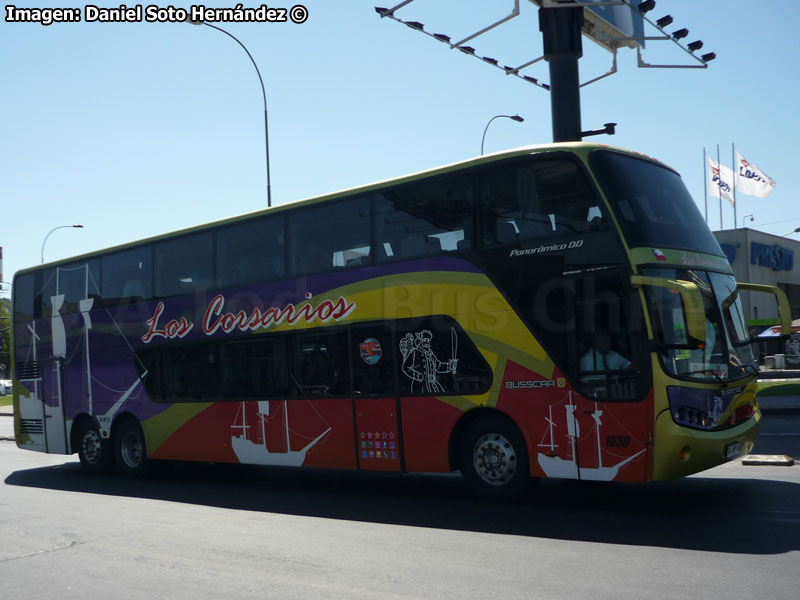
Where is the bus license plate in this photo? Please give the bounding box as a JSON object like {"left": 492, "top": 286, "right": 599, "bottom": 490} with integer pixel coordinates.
{"left": 725, "top": 442, "right": 742, "bottom": 459}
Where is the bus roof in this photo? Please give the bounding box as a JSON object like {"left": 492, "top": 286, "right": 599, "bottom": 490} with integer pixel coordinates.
{"left": 19, "top": 142, "right": 664, "bottom": 277}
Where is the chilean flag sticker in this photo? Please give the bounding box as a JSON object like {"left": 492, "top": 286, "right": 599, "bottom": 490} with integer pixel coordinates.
{"left": 652, "top": 249, "right": 667, "bottom": 262}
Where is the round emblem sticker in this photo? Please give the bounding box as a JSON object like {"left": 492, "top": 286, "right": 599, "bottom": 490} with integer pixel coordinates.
{"left": 360, "top": 337, "right": 382, "bottom": 365}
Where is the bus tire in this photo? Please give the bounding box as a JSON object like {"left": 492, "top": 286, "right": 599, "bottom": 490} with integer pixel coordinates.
{"left": 76, "top": 420, "right": 114, "bottom": 475}
{"left": 114, "top": 419, "right": 149, "bottom": 477}
{"left": 460, "top": 415, "right": 530, "bottom": 501}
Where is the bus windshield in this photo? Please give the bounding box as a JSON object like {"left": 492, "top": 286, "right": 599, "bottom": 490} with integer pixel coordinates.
{"left": 641, "top": 267, "right": 755, "bottom": 383}
{"left": 590, "top": 150, "right": 723, "bottom": 256}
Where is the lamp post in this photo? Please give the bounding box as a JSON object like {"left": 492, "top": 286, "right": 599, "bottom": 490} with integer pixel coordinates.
{"left": 41, "top": 224, "right": 83, "bottom": 264}
{"left": 190, "top": 20, "right": 272, "bottom": 207}
{"left": 481, "top": 114, "right": 524, "bottom": 155}
{"left": 743, "top": 214, "right": 754, "bottom": 228}
{"left": 782, "top": 226, "right": 800, "bottom": 237}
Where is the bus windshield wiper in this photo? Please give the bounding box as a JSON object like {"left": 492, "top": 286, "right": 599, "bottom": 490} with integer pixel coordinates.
{"left": 684, "top": 369, "right": 728, "bottom": 387}
{"left": 741, "top": 363, "right": 759, "bottom": 377}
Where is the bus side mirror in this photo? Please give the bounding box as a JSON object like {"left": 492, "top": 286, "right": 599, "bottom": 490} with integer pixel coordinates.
{"left": 630, "top": 275, "right": 706, "bottom": 348}
{"left": 735, "top": 283, "right": 792, "bottom": 337}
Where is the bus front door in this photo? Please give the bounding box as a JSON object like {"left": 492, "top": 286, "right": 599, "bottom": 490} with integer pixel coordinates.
{"left": 567, "top": 268, "right": 651, "bottom": 482}
{"left": 351, "top": 324, "right": 402, "bottom": 472}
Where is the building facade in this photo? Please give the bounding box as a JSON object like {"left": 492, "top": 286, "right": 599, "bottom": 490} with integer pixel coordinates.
{"left": 713, "top": 228, "right": 800, "bottom": 323}
{"left": 713, "top": 228, "right": 800, "bottom": 367}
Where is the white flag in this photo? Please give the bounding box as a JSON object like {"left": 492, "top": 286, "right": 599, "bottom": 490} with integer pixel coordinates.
{"left": 707, "top": 156, "right": 735, "bottom": 206}
{"left": 736, "top": 151, "right": 775, "bottom": 198}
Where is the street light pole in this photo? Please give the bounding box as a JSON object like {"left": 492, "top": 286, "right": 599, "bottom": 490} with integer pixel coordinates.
{"left": 481, "top": 114, "right": 524, "bottom": 155}
{"left": 41, "top": 224, "right": 83, "bottom": 264}
{"left": 190, "top": 21, "right": 272, "bottom": 207}
{"left": 743, "top": 214, "right": 754, "bottom": 228}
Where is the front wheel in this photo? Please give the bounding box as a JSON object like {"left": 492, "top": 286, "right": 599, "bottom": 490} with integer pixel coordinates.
{"left": 77, "top": 420, "right": 114, "bottom": 474}
{"left": 114, "top": 419, "right": 149, "bottom": 476}
{"left": 460, "top": 415, "right": 531, "bottom": 501}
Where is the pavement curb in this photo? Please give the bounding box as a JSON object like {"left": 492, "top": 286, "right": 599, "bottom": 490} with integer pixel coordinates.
{"left": 742, "top": 454, "right": 795, "bottom": 466}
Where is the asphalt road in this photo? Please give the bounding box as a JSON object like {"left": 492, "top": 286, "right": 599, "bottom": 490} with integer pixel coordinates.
{"left": 1, "top": 435, "right": 799, "bottom": 600}
{"left": 752, "top": 413, "right": 800, "bottom": 457}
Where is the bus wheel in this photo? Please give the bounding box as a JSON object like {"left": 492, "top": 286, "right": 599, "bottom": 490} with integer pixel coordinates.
{"left": 76, "top": 420, "right": 114, "bottom": 474}
{"left": 460, "top": 415, "right": 530, "bottom": 501}
{"left": 114, "top": 420, "right": 149, "bottom": 476}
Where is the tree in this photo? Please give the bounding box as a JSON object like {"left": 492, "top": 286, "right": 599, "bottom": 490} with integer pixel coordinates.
{"left": 0, "top": 299, "right": 10, "bottom": 379}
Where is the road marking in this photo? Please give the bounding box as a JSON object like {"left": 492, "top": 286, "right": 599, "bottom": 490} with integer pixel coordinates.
{"left": 0, "top": 541, "right": 84, "bottom": 563}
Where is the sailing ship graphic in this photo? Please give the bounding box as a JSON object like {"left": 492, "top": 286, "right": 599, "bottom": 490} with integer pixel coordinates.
{"left": 537, "top": 392, "right": 645, "bottom": 481}
{"left": 230, "top": 400, "right": 331, "bottom": 467}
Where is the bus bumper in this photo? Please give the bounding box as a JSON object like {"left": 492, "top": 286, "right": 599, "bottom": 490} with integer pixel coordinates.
{"left": 651, "top": 408, "right": 761, "bottom": 481}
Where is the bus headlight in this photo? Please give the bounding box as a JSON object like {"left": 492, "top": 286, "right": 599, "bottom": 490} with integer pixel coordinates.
{"left": 667, "top": 386, "right": 735, "bottom": 431}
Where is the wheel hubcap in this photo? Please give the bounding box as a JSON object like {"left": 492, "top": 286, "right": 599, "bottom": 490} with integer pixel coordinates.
{"left": 473, "top": 433, "right": 516, "bottom": 485}
{"left": 120, "top": 431, "right": 143, "bottom": 468}
{"left": 81, "top": 430, "right": 102, "bottom": 464}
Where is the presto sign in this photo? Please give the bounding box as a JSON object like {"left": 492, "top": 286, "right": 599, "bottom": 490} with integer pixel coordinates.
{"left": 751, "top": 242, "right": 794, "bottom": 272}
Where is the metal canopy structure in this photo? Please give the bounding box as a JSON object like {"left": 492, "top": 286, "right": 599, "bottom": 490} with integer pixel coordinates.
{"left": 376, "top": 0, "right": 715, "bottom": 142}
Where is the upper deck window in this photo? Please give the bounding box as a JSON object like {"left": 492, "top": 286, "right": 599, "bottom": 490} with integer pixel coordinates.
{"left": 12, "top": 273, "right": 36, "bottom": 323}
{"left": 101, "top": 246, "right": 153, "bottom": 306}
{"left": 216, "top": 216, "right": 285, "bottom": 288}
{"left": 479, "top": 157, "right": 605, "bottom": 246}
{"left": 590, "top": 150, "right": 723, "bottom": 256}
{"left": 154, "top": 232, "right": 214, "bottom": 298}
{"left": 289, "top": 197, "right": 371, "bottom": 275}
{"left": 374, "top": 173, "right": 475, "bottom": 261}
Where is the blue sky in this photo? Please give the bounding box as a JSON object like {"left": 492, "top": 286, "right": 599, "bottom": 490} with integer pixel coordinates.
{"left": 2, "top": 1, "right": 799, "bottom": 299}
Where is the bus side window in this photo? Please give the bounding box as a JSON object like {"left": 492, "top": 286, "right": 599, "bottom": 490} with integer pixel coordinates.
{"left": 160, "top": 342, "right": 219, "bottom": 401}
{"left": 289, "top": 197, "right": 371, "bottom": 276}
{"left": 352, "top": 324, "right": 394, "bottom": 396}
{"left": 154, "top": 232, "right": 214, "bottom": 298}
{"left": 12, "top": 273, "right": 36, "bottom": 323}
{"left": 479, "top": 161, "right": 552, "bottom": 246}
{"left": 480, "top": 158, "right": 605, "bottom": 246}
{"left": 375, "top": 173, "right": 475, "bottom": 262}
{"left": 290, "top": 330, "right": 350, "bottom": 397}
{"left": 54, "top": 260, "right": 101, "bottom": 314}
{"left": 216, "top": 216, "right": 285, "bottom": 288}
{"left": 101, "top": 246, "right": 153, "bottom": 307}
{"left": 395, "top": 316, "right": 492, "bottom": 396}
{"left": 573, "top": 273, "right": 642, "bottom": 401}
{"left": 40, "top": 269, "right": 57, "bottom": 320}
{"left": 219, "top": 336, "right": 290, "bottom": 400}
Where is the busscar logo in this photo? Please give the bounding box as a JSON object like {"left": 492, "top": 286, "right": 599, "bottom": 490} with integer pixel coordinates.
{"left": 506, "top": 378, "right": 566, "bottom": 389}
{"left": 509, "top": 240, "right": 584, "bottom": 258}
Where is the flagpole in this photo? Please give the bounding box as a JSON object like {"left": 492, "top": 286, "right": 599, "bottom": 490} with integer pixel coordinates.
{"left": 717, "top": 144, "right": 723, "bottom": 229}
{"left": 703, "top": 147, "right": 708, "bottom": 223}
{"left": 732, "top": 142, "right": 738, "bottom": 229}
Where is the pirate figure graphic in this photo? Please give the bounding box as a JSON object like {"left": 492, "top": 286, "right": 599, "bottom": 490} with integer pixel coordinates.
{"left": 400, "top": 328, "right": 458, "bottom": 394}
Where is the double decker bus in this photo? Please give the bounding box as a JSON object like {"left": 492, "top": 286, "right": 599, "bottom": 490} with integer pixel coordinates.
{"left": 11, "top": 143, "right": 791, "bottom": 499}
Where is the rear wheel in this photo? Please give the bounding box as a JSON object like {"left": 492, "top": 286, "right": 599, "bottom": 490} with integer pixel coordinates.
{"left": 114, "top": 419, "right": 149, "bottom": 476}
{"left": 76, "top": 420, "right": 114, "bottom": 474}
{"left": 460, "top": 415, "right": 530, "bottom": 501}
